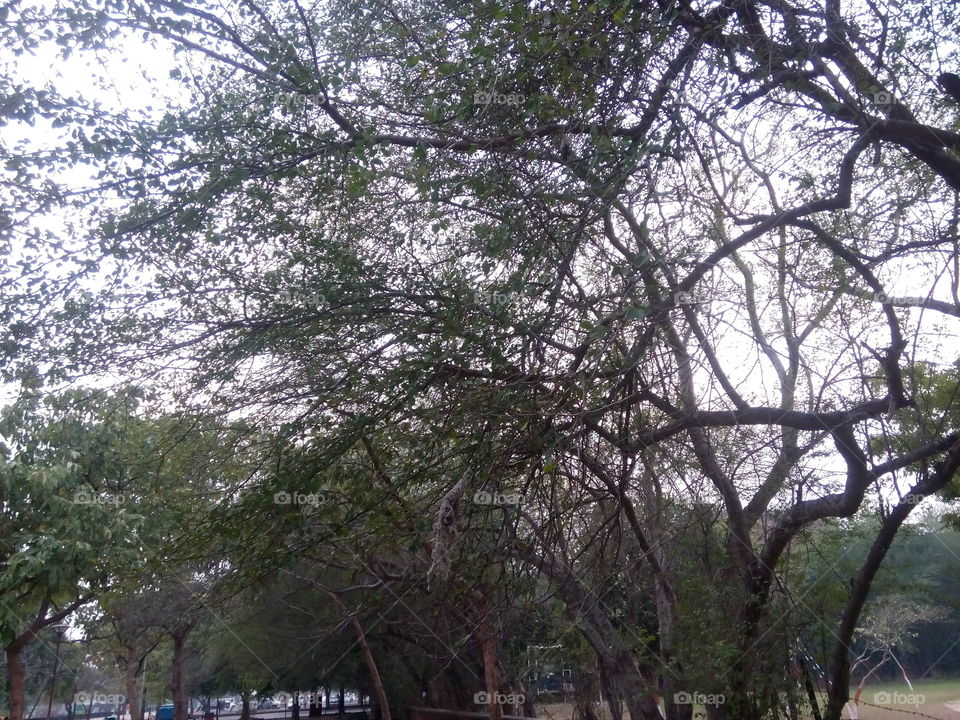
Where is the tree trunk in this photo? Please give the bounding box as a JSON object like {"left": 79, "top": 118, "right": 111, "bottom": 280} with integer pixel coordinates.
{"left": 613, "top": 652, "right": 662, "bottom": 720}
{"left": 476, "top": 613, "right": 503, "bottom": 720}
{"left": 348, "top": 615, "right": 391, "bottom": 720}
{"left": 394, "top": 650, "right": 429, "bottom": 705}
{"left": 799, "top": 655, "right": 822, "bottom": 720}
{"left": 523, "top": 547, "right": 661, "bottom": 720}
{"left": 824, "top": 440, "right": 960, "bottom": 720}
{"left": 240, "top": 691, "right": 251, "bottom": 720}
{"left": 572, "top": 672, "right": 601, "bottom": 720}
{"left": 6, "top": 643, "right": 25, "bottom": 720}
{"left": 517, "top": 681, "right": 535, "bottom": 718}
{"left": 323, "top": 590, "right": 391, "bottom": 720}
{"left": 171, "top": 628, "right": 190, "bottom": 720}
{"left": 4, "top": 595, "right": 91, "bottom": 720}
{"left": 654, "top": 577, "right": 688, "bottom": 720}
{"left": 436, "top": 664, "right": 471, "bottom": 710}
{"left": 599, "top": 669, "right": 622, "bottom": 720}
{"left": 124, "top": 645, "right": 144, "bottom": 720}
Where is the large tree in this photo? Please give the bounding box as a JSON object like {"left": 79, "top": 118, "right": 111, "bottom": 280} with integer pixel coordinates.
{"left": 0, "top": 389, "right": 146, "bottom": 720}
{"left": 3, "top": 1, "right": 960, "bottom": 719}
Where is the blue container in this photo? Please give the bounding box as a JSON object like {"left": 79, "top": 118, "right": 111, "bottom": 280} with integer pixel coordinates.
{"left": 157, "top": 705, "right": 175, "bottom": 720}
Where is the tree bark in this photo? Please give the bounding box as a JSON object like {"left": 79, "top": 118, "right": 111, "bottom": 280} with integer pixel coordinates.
{"left": 654, "top": 576, "right": 685, "bottom": 720}
{"left": 319, "top": 589, "right": 391, "bottom": 720}
{"left": 823, "top": 437, "right": 960, "bottom": 720}
{"left": 518, "top": 544, "right": 661, "bottom": 720}
{"left": 123, "top": 645, "right": 144, "bottom": 720}
{"left": 4, "top": 596, "right": 91, "bottom": 720}
{"left": 572, "top": 672, "right": 601, "bottom": 720}
{"left": 348, "top": 614, "right": 392, "bottom": 720}
{"left": 516, "top": 681, "right": 535, "bottom": 718}
{"left": 240, "top": 690, "right": 251, "bottom": 720}
{"left": 6, "top": 644, "right": 25, "bottom": 720}
{"left": 171, "top": 627, "right": 190, "bottom": 720}
{"left": 475, "top": 609, "right": 503, "bottom": 720}
{"left": 599, "top": 669, "right": 622, "bottom": 720}
{"left": 799, "top": 655, "right": 822, "bottom": 720}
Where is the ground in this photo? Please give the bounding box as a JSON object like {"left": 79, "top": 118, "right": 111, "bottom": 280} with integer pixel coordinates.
{"left": 533, "top": 678, "right": 960, "bottom": 719}
{"left": 840, "top": 677, "right": 960, "bottom": 719}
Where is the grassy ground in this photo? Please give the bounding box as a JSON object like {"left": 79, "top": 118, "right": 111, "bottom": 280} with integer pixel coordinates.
{"left": 533, "top": 678, "right": 960, "bottom": 719}
{"left": 837, "top": 677, "right": 960, "bottom": 719}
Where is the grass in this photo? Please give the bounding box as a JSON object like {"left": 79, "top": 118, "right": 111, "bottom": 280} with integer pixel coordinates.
{"left": 836, "top": 677, "right": 960, "bottom": 719}
{"left": 534, "top": 678, "right": 960, "bottom": 719}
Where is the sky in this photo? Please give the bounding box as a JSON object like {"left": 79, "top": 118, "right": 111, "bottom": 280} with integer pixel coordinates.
{"left": 2, "top": 0, "right": 958, "bottom": 514}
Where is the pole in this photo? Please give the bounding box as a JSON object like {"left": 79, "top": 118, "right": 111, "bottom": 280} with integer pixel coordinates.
{"left": 46, "top": 626, "right": 68, "bottom": 720}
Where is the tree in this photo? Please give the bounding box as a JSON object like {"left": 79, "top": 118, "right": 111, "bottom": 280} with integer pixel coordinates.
{"left": 3, "top": 2, "right": 960, "bottom": 719}
{"left": 846, "top": 595, "right": 944, "bottom": 712}
{"left": 0, "top": 388, "right": 146, "bottom": 720}
{"left": 96, "top": 591, "right": 166, "bottom": 720}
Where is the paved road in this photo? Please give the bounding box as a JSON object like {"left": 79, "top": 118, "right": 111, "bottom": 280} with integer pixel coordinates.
{"left": 212, "top": 703, "right": 370, "bottom": 720}
{"left": 174, "top": 706, "right": 372, "bottom": 720}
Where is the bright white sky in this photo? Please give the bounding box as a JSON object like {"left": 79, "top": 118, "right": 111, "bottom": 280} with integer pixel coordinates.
{"left": 1, "top": 20, "right": 184, "bottom": 405}
{"left": 2, "top": 3, "right": 957, "bottom": 514}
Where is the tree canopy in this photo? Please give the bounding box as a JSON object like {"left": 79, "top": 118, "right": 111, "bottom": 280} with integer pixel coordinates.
{"left": 2, "top": 1, "right": 960, "bottom": 719}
